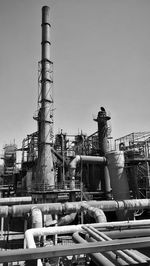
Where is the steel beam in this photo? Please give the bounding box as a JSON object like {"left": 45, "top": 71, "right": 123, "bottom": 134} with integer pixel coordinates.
{"left": 0, "top": 237, "right": 150, "bottom": 263}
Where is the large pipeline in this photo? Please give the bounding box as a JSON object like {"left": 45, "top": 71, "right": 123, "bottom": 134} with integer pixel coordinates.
{"left": 24, "top": 219, "right": 150, "bottom": 249}
{"left": 31, "top": 207, "right": 43, "bottom": 266}
{"left": 0, "top": 196, "right": 32, "bottom": 205}
{"left": 70, "top": 155, "right": 106, "bottom": 178}
{"left": 1, "top": 198, "right": 150, "bottom": 217}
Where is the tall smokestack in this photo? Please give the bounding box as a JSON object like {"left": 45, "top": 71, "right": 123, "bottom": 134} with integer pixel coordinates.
{"left": 36, "top": 6, "right": 54, "bottom": 189}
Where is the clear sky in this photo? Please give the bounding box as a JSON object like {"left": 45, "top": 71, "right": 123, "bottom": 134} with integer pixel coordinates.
{"left": 0, "top": 0, "right": 150, "bottom": 161}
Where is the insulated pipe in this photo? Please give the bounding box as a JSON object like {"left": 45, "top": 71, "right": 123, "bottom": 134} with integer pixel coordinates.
{"left": 0, "top": 197, "right": 32, "bottom": 205}
{"left": 81, "top": 203, "right": 107, "bottom": 223}
{"left": 4, "top": 198, "right": 150, "bottom": 217}
{"left": 11, "top": 202, "right": 63, "bottom": 217}
{"left": 25, "top": 219, "right": 150, "bottom": 249}
{"left": 70, "top": 155, "right": 106, "bottom": 177}
{"left": 70, "top": 155, "right": 106, "bottom": 172}
{"left": 36, "top": 6, "right": 54, "bottom": 189}
{"left": 31, "top": 207, "right": 43, "bottom": 266}
{"left": 31, "top": 207, "right": 43, "bottom": 229}
{"left": 25, "top": 224, "right": 83, "bottom": 248}
{"left": 69, "top": 155, "right": 107, "bottom": 190}
{"left": 64, "top": 198, "right": 150, "bottom": 214}
{"left": 73, "top": 231, "right": 116, "bottom": 266}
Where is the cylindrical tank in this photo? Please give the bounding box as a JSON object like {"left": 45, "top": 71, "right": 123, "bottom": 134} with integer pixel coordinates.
{"left": 106, "top": 151, "right": 132, "bottom": 220}
{"left": 106, "top": 151, "right": 130, "bottom": 200}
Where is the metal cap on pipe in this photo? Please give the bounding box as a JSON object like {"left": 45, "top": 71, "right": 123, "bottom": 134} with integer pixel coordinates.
{"left": 42, "top": 6, "right": 50, "bottom": 25}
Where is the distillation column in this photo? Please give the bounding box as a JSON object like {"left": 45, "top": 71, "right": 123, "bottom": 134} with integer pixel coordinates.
{"left": 94, "top": 107, "right": 111, "bottom": 198}
{"left": 36, "top": 6, "right": 54, "bottom": 189}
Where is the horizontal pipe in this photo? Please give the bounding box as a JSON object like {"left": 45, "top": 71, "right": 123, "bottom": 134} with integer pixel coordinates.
{"left": 25, "top": 224, "right": 83, "bottom": 248}
{"left": 10, "top": 202, "right": 63, "bottom": 217}
{"left": 0, "top": 197, "right": 32, "bottom": 205}
{"left": 106, "top": 228, "right": 150, "bottom": 239}
{"left": 69, "top": 155, "right": 106, "bottom": 186}
{"left": 0, "top": 198, "right": 149, "bottom": 217}
{"left": 64, "top": 198, "right": 150, "bottom": 213}
{"left": 1, "top": 236, "right": 150, "bottom": 263}
{"left": 25, "top": 219, "right": 150, "bottom": 249}
{"left": 70, "top": 155, "right": 106, "bottom": 170}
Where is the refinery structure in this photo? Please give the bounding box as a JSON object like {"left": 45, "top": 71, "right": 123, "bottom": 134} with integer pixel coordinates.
{"left": 1, "top": 5, "right": 150, "bottom": 266}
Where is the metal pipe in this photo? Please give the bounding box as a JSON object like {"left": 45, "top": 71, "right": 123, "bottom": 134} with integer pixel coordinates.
{"left": 36, "top": 5, "right": 54, "bottom": 189}
{"left": 57, "top": 213, "right": 77, "bottom": 226}
{"left": 64, "top": 198, "right": 150, "bottom": 214}
{"left": 2, "top": 236, "right": 150, "bottom": 263}
{"left": 11, "top": 202, "right": 63, "bottom": 217}
{"left": 2, "top": 198, "right": 150, "bottom": 217}
{"left": 86, "top": 236, "right": 128, "bottom": 266}
{"left": 31, "top": 207, "right": 43, "bottom": 266}
{"left": 106, "top": 228, "right": 150, "bottom": 239}
{"left": 70, "top": 155, "right": 106, "bottom": 180}
{"left": 93, "top": 108, "right": 111, "bottom": 156}
{"left": 81, "top": 203, "right": 107, "bottom": 223}
{"left": 82, "top": 226, "right": 137, "bottom": 264}
{"left": 69, "top": 155, "right": 107, "bottom": 191}
{"left": 70, "top": 155, "right": 106, "bottom": 172}
{"left": 0, "top": 197, "right": 32, "bottom": 205}
{"left": 31, "top": 207, "right": 43, "bottom": 229}
{"left": 25, "top": 219, "right": 150, "bottom": 249}
{"left": 87, "top": 225, "right": 146, "bottom": 264}
{"left": 25, "top": 224, "right": 83, "bottom": 248}
{"left": 73, "top": 231, "right": 116, "bottom": 266}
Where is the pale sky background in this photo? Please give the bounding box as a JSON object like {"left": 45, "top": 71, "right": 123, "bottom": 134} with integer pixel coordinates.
{"left": 0, "top": 0, "right": 150, "bottom": 162}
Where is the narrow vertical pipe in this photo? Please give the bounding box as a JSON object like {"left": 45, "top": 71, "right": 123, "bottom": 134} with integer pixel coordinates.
{"left": 1, "top": 217, "right": 4, "bottom": 238}
{"left": 36, "top": 6, "right": 54, "bottom": 189}
{"left": 54, "top": 214, "right": 58, "bottom": 245}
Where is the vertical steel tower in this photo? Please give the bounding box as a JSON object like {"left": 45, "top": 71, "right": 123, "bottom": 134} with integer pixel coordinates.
{"left": 94, "top": 107, "right": 111, "bottom": 198}
{"left": 36, "top": 6, "right": 54, "bottom": 189}
{"left": 94, "top": 107, "right": 111, "bottom": 156}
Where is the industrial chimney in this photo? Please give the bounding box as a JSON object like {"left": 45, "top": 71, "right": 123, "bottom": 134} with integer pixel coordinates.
{"left": 36, "top": 6, "right": 54, "bottom": 190}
